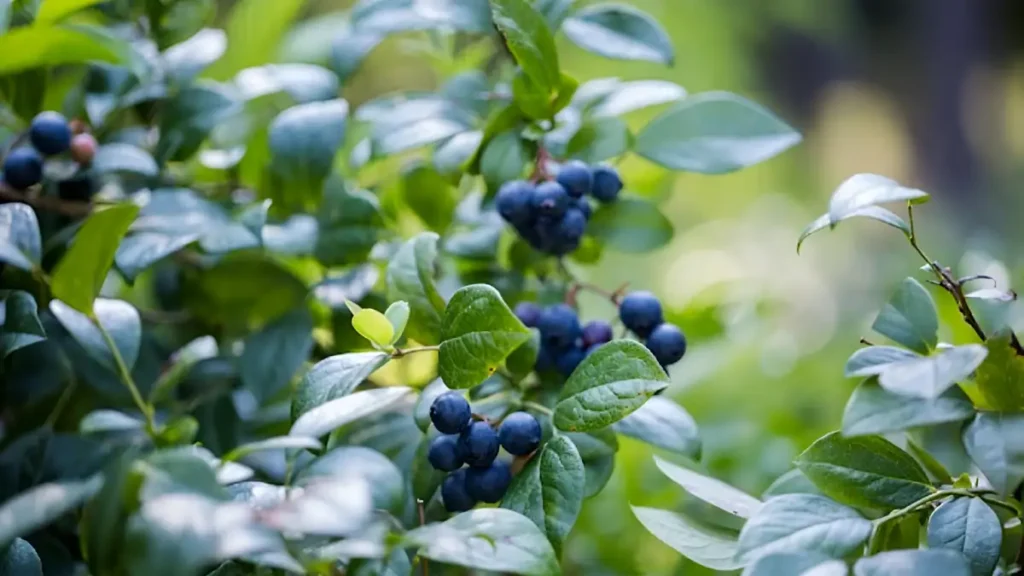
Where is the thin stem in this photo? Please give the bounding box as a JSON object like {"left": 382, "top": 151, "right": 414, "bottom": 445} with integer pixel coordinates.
{"left": 872, "top": 488, "right": 989, "bottom": 528}
{"left": 557, "top": 260, "right": 623, "bottom": 305}
{"left": 391, "top": 345, "right": 440, "bottom": 358}
{"left": 95, "top": 316, "right": 156, "bottom": 430}
{"left": 0, "top": 184, "right": 93, "bottom": 217}
{"left": 522, "top": 401, "right": 553, "bottom": 416}
{"left": 44, "top": 381, "right": 77, "bottom": 429}
{"left": 417, "top": 500, "right": 429, "bottom": 576}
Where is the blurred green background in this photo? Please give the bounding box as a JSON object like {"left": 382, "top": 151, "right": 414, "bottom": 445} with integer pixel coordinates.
{"left": 247, "top": 0, "right": 1024, "bottom": 573}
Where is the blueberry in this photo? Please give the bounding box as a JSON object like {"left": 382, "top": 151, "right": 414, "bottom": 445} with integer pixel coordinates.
{"left": 582, "top": 320, "right": 613, "bottom": 347}
{"left": 429, "top": 392, "right": 472, "bottom": 434}
{"left": 427, "top": 434, "right": 465, "bottom": 471}
{"left": 535, "top": 344, "right": 555, "bottom": 372}
{"left": 496, "top": 180, "right": 536, "bottom": 226}
{"left": 537, "top": 304, "right": 581, "bottom": 348}
{"left": 441, "top": 469, "right": 477, "bottom": 512}
{"left": 573, "top": 197, "right": 592, "bottom": 220}
{"left": 555, "top": 345, "right": 585, "bottom": 376}
{"left": 591, "top": 165, "right": 622, "bottom": 203}
{"left": 464, "top": 460, "right": 512, "bottom": 503}
{"left": 646, "top": 323, "right": 687, "bottom": 366}
{"left": 458, "top": 421, "right": 499, "bottom": 467}
{"left": 550, "top": 208, "right": 587, "bottom": 255}
{"left": 70, "top": 133, "right": 98, "bottom": 165}
{"left": 531, "top": 181, "right": 569, "bottom": 219}
{"left": 619, "top": 291, "right": 663, "bottom": 338}
{"left": 556, "top": 160, "right": 593, "bottom": 199}
{"left": 514, "top": 302, "right": 542, "bottom": 328}
{"left": 2, "top": 148, "right": 43, "bottom": 190}
{"left": 498, "top": 412, "right": 542, "bottom": 456}
{"left": 29, "top": 111, "right": 72, "bottom": 156}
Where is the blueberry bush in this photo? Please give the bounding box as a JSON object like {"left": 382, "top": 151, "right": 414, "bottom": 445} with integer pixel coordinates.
{"left": 5, "top": 1, "right": 1016, "bottom": 575}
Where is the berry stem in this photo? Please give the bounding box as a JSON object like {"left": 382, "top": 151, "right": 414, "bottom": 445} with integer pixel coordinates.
{"left": 557, "top": 260, "right": 623, "bottom": 305}
{"left": 530, "top": 146, "right": 552, "bottom": 182}
{"left": 521, "top": 401, "right": 553, "bottom": 417}
{"left": 0, "top": 183, "right": 93, "bottom": 217}
{"left": 391, "top": 345, "right": 440, "bottom": 358}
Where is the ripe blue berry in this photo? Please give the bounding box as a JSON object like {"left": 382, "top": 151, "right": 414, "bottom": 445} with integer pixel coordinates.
{"left": 591, "top": 165, "right": 622, "bottom": 203}
{"left": 550, "top": 208, "right": 587, "bottom": 255}
{"left": 646, "top": 323, "right": 687, "bottom": 366}
{"left": 573, "top": 197, "right": 593, "bottom": 220}
{"left": 619, "top": 291, "right": 663, "bottom": 338}
{"left": 441, "top": 469, "right": 477, "bottom": 512}
{"left": 496, "top": 180, "right": 535, "bottom": 226}
{"left": 465, "top": 460, "right": 512, "bottom": 503}
{"left": 29, "top": 111, "right": 72, "bottom": 156}
{"left": 458, "top": 421, "right": 499, "bottom": 467}
{"left": 556, "top": 345, "right": 585, "bottom": 376}
{"left": 498, "top": 412, "right": 542, "bottom": 456}
{"left": 531, "top": 181, "right": 569, "bottom": 219}
{"left": 582, "top": 320, "right": 613, "bottom": 347}
{"left": 514, "top": 301, "right": 542, "bottom": 328}
{"left": 556, "top": 160, "right": 593, "bottom": 199}
{"left": 535, "top": 344, "right": 555, "bottom": 372}
{"left": 429, "top": 392, "right": 471, "bottom": 434}
{"left": 427, "top": 434, "right": 465, "bottom": 471}
{"left": 537, "top": 304, "right": 581, "bottom": 348}
{"left": 2, "top": 148, "right": 43, "bottom": 190}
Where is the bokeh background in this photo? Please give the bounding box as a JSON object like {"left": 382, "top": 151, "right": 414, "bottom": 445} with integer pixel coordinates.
{"left": 248, "top": 1, "right": 1024, "bottom": 573}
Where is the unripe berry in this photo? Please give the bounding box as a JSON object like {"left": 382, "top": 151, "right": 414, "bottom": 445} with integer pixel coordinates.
{"left": 70, "top": 133, "right": 98, "bottom": 166}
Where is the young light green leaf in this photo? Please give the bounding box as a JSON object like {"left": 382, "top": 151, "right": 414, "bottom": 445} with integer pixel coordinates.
{"left": 405, "top": 508, "right": 560, "bottom": 576}
{"left": 1, "top": 291, "right": 45, "bottom": 358}
{"left": 588, "top": 197, "right": 674, "bottom": 253}
{"left": 0, "top": 203, "right": 42, "bottom": 271}
{"left": 742, "top": 551, "right": 849, "bottom": 576}
{"left": 798, "top": 206, "right": 909, "bottom": 253}
{"left": 222, "top": 436, "right": 322, "bottom": 463}
{"left": 795, "top": 432, "right": 933, "bottom": 510}
{"left": 384, "top": 301, "right": 410, "bottom": 345}
{"left": 612, "top": 396, "right": 701, "bottom": 458}
{"left": 736, "top": 494, "right": 872, "bottom": 563}
{"left": 631, "top": 506, "right": 743, "bottom": 571}
{"left": 562, "top": 3, "right": 674, "bottom": 65}
{"left": 0, "top": 25, "right": 134, "bottom": 75}
{"left": 554, "top": 339, "right": 668, "bottom": 432}
{"left": 0, "top": 476, "right": 103, "bottom": 551}
{"left": 852, "top": 549, "right": 970, "bottom": 576}
{"left": 926, "top": 497, "right": 1000, "bottom": 576}
{"left": 871, "top": 277, "right": 938, "bottom": 355}
{"left": 654, "top": 455, "right": 762, "bottom": 519}
{"left": 240, "top": 308, "right": 314, "bottom": 404}
{"left": 0, "top": 537, "right": 42, "bottom": 575}
{"left": 35, "top": 0, "right": 106, "bottom": 23}
{"left": 51, "top": 204, "right": 139, "bottom": 314}
{"left": 501, "top": 435, "right": 585, "bottom": 556}
{"left": 842, "top": 379, "right": 975, "bottom": 436}
{"left": 290, "top": 387, "right": 411, "bottom": 439}
{"left": 827, "top": 174, "right": 929, "bottom": 227}
{"left": 974, "top": 331, "right": 1024, "bottom": 411}
{"left": 877, "top": 344, "right": 988, "bottom": 399}
{"left": 352, "top": 308, "right": 395, "bottom": 348}
{"left": 437, "top": 284, "right": 530, "bottom": 389}
{"left": 634, "top": 92, "right": 800, "bottom": 174}
{"left": 961, "top": 412, "right": 1024, "bottom": 495}
{"left": 50, "top": 298, "right": 141, "bottom": 372}
{"left": 844, "top": 346, "right": 921, "bottom": 378}
{"left": 292, "top": 352, "right": 391, "bottom": 418}
{"left": 386, "top": 233, "right": 446, "bottom": 345}
{"left": 490, "top": 0, "right": 561, "bottom": 95}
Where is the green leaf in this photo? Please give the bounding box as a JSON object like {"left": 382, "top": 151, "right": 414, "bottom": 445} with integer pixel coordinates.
{"left": 162, "top": 28, "right": 227, "bottom": 83}
{"left": 613, "top": 396, "right": 700, "bottom": 457}
{"left": 852, "top": 549, "right": 970, "bottom": 576}
{"left": 762, "top": 469, "right": 823, "bottom": 500}
{"left": 384, "top": 301, "right": 410, "bottom": 345}
{"left": 553, "top": 339, "right": 668, "bottom": 432}
{"left": 654, "top": 455, "right": 762, "bottom": 519}
{"left": 634, "top": 92, "right": 800, "bottom": 174}
{"left": 844, "top": 346, "right": 921, "bottom": 378}
{"left": 202, "top": 0, "right": 305, "bottom": 80}
{"left": 404, "top": 508, "right": 560, "bottom": 576}
{"left": 842, "top": 379, "right": 975, "bottom": 436}
{"left": 490, "top": 0, "right": 561, "bottom": 95}
{"left": 795, "top": 432, "right": 933, "bottom": 510}
{"left": 876, "top": 345, "right": 988, "bottom": 399}
{"left": 741, "top": 552, "right": 849, "bottom": 576}
{"left": 0, "top": 203, "right": 41, "bottom": 271}
{"left": 962, "top": 412, "right": 1024, "bottom": 495}
{"left": 926, "top": 497, "right": 1000, "bottom": 576}
{"left": 438, "top": 284, "right": 530, "bottom": 389}
{"left": 434, "top": 131, "right": 484, "bottom": 174}
{"left": 79, "top": 409, "right": 144, "bottom": 434}
{"left": 402, "top": 164, "right": 457, "bottom": 232}
{"left": 562, "top": 3, "right": 674, "bottom": 65}
{"left": 240, "top": 308, "right": 314, "bottom": 404}
{"left": 352, "top": 308, "right": 395, "bottom": 348}
{"left": 0, "top": 538, "right": 42, "bottom": 576}
{"left": 222, "top": 436, "right": 322, "bottom": 463}
{"left": 295, "top": 446, "right": 406, "bottom": 514}
{"left": 905, "top": 435, "right": 954, "bottom": 485}
{"left": 798, "top": 206, "right": 909, "bottom": 253}
{"left": 128, "top": 188, "right": 257, "bottom": 255}
{"left": 234, "top": 63, "right": 340, "bottom": 103}
{"left": 588, "top": 197, "right": 673, "bottom": 253}
{"left": 0, "top": 25, "right": 135, "bottom": 75}
{"left": 480, "top": 130, "right": 529, "bottom": 195}
{"left": 566, "top": 117, "right": 631, "bottom": 164}
{"left": 184, "top": 253, "right": 308, "bottom": 329}
{"left": 268, "top": 99, "right": 349, "bottom": 209}
{"left": 411, "top": 431, "right": 446, "bottom": 502}
{"left": 387, "top": 233, "right": 447, "bottom": 345}
{"left": 50, "top": 298, "right": 141, "bottom": 372}
{"left": 871, "top": 277, "right": 939, "bottom": 355}
{"left": 51, "top": 204, "right": 139, "bottom": 314}
{"left": 92, "top": 143, "right": 160, "bottom": 176}
{"left": 290, "top": 386, "right": 412, "bottom": 439}
{"left": 1, "top": 291, "right": 45, "bottom": 358}
{"left": 314, "top": 178, "right": 384, "bottom": 266}
{"left": 501, "top": 435, "right": 585, "bottom": 555}
{"left": 156, "top": 84, "right": 239, "bottom": 163}
{"left": 588, "top": 79, "right": 687, "bottom": 117}
{"left": 828, "top": 174, "right": 929, "bottom": 227}
{"left": 0, "top": 476, "right": 103, "bottom": 551}
{"left": 352, "top": 0, "right": 492, "bottom": 34}
{"left": 292, "top": 352, "right": 391, "bottom": 419}
{"left": 631, "top": 506, "right": 742, "bottom": 571}
{"left": 513, "top": 68, "right": 554, "bottom": 119}
{"left": 974, "top": 330, "right": 1024, "bottom": 411}
{"left": 736, "top": 494, "right": 872, "bottom": 563}
{"left": 35, "top": 0, "right": 105, "bottom": 23}
{"left": 507, "top": 330, "right": 540, "bottom": 380}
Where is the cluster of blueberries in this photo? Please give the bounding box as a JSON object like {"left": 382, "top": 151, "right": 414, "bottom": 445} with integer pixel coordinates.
{"left": 427, "top": 391, "right": 542, "bottom": 512}
{"left": 515, "top": 290, "right": 687, "bottom": 376}
{"left": 495, "top": 160, "right": 622, "bottom": 256}
{"left": 2, "top": 111, "right": 97, "bottom": 191}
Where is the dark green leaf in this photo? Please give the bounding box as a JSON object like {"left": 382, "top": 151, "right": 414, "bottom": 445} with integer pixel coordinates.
{"left": 0, "top": 538, "right": 42, "bottom": 576}
{"left": 162, "top": 28, "right": 226, "bottom": 83}
{"left": 296, "top": 446, "right": 406, "bottom": 514}
{"left": 631, "top": 506, "right": 742, "bottom": 571}
{"left": 871, "top": 277, "right": 938, "bottom": 355}
{"left": 240, "top": 308, "right": 314, "bottom": 404}
{"left": 129, "top": 188, "right": 258, "bottom": 255}
{"left": 402, "top": 164, "right": 456, "bottom": 233}
{"left": 290, "top": 387, "right": 412, "bottom": 439}
{"left": 962, "top": 413, "right": 1024, "bottom": 495}
{"left": 434, "top": 130, "right": 484, "bottom": 174}
{"left": 501, "top": 435, "right": 585, "bottom": 555}
{"left": 554, "top": 339, "right": 668, "bottom": 432}
{"left": 741, "top": 551, "right": 848, "bottom": 576}
{"left": 506, "top": 330, "right": 540, "bottom": 380}
{"left": 81, "top": 447, "right": 141, "bottom": 575}
{"left": 852, "top": 549, "right": 970, "bottom": 576}
{"left": 0, "top": 476, "right": 103, "bottom": 551}
{"left": 905, "top": 435, "right": 954, "bottom": 485}
{"left": 438, "top": 284, "right": 530, "bottom": 389}
{"left": 387, "top": 233, "right": 447, "bottom": 345}
{"left": 562, "top": 3, "right": 673, "bottom": 65}
{"left": 736, "top": 494, "right": 871, "bottom": 563}
{"left": 116, "top": 232, "right": 198, "bottom": 283}
{"left": 92, "top": 143, "right": 160, "bottom": 176}
{"left": 926, "top": 497, "right": 1000, "bottom": 576}
{"left": 405, "top": 508, "right": 560, "bottom": 576}
{"left": 480, "top": 130, "right": 529, "bottom": 194}
{"left": 51, "top": 204, "right": 139, "bottom": 314}
{"left": 581, "top": 454, "right": 615, "bottom": 498}
{"left": 0, "top": 203, "right": 41, "bottom": 271}
{"left": 292, "top": 352, "right": 391, "bottom": 419}
{"left": 79, "top": 409, "right": 144, "bottom": 434}
{"left": 588, "top": 197, "right": 673, "bottom": 253}
{"left": 1, "top": 291, "right": 45, "bottom": 358}
{"left": 974, "top": 331, "right": 1024, "bottom": 411}
{"left": 566, "top": 116, "right": 630, "bottom": 163}
{"left": 490, "top": 0, "right": 561, "bottom": 94}
{"left": 50, "top": 298, "right": 141, "bottom": 372}
{"left": 0, "top": 25, "right": 135, "bottom": 75}
{"left": 634, "top": 92, "right": 800, "bottom": 174}
{"left": 156, "top": 84, "right": 239, "bottom": 163}
{"left": 844, "top": 346, "right": 921, "bottom": 378}
{"left": 314, "top": 178, "right": 384, "bottom": 266}
{"left": 798, "top": 206, "right": 909, "bottom": 253}
{"left": 877, "top": 345, "right": 988, "bottom": 399}
{"left": 842, "top": 379, "right": 975, "bottom": 436}
{"left": 235, "top": 63, "right": 340, "bottom": 103}
{"left": 183, "top": 253, "right": 308, "bottom": 329}
{"left": 795, "top": 432, "right": 933, "bottom": 510}
{"left": 612, "top": 396, "right": 700, "bottom": 456}
{"left": 654, "top": 455, "right": 762, "bottom": 519}
{"left": 828, "top": 174, "right": 929, "bottom": 227}
{"left": 268, "top": 99, "right": 349, "bottom": 208}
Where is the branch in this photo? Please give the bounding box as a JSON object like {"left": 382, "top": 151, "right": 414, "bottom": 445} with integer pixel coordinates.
{"left": 0, "top": 184, "right": 93, "bottom": 217}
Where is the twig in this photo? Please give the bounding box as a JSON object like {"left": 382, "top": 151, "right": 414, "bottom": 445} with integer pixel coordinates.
{"left": 557, "top": 260, "right": 624, "bottom": 305}
{"left": 391, "top": 345, "right": 440, "bottom": 359}
{"left": 859, "top": 338, "right": 875, "bottom": 347}
{"left": 44, "top": 381, "right": 77, "bottom": 429}
{"left": 530, "top": 146, "right": 553, "bottom": 182}
{"left": 417, "top": 500, "right": 429, "bottom": 576}
{"left": 96, "top": 315, "right": 156, "bottom": 432}
{"left": 0, "top": 185, "right": 93, "bottom": 217}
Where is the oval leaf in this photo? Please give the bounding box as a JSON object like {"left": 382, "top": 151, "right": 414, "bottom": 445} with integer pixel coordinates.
{"left": 50, "top": 298, "right": 141, "bottom": 372}
{"left": 654, "top": 455, "right": 762, "bottom": 519}
{"left": 386, "top": 233, "right": 447, "bottom": 345}
{"left": 798, "top": 206, "right": 909, "bottom": 253}
{"left": 1, "top": 291, "right": 46, "bottom": 358}
{"left": 0, "top": 538, "right": 42, "bottom": 575}
{"left": 844, "top": 346, "right": 921, "bottom": 378}
{"left": 352, "top": 308, "right": 395, "bottom": 348}
{"left": 742, "top": 551, "right": 849, "bottom": 576}
{"left": 612, "top": 396, "right": 701, "bottom": 458}
{"left": 240, "top": 308, "right": 314, "bottom": 404}
{"left": 268, "top": 99, "right": 349, "bottom": 202}
{"left": 0, "top": 477, "right": 103, "bottom": 551}
{"left": 828, "top": 173, "right": 929, "bottom": 226}
{"left": 842, "top": 379, "right": 975, "bottom": 437}
{"left": 223, "top": 436, "right": 323, "bottom": 463}
{"left": 563, "top": 3, "right": 674, "bottom": 65}
{"left": 438, "top": 284, "right": 530, "bottom": 389}
{"left": 292, "top": 352, "right": 391, "bottom": 419}
{"left": 92, "top": 143, "right": 160, "bottom": 176}
{"left": 877, "top": 344, "right": 988, "bottom": 399}
{"left": 0, "top": 203, "right": 42, "bottom": 271}
{"left": 974, "top": 331, "right": 1024, "bottom": 411}
{"left": 852, "top": 549, "right": 970, "bottom": 576}
{"left": 588, "top": 197, "right": 673, "bottom": 253}
{"left": 290, "top": 387, "right": 412, "bottom": 439}
{"left": 961, "top": 412, "right": 1024, "bottom": 495}
{"left": 926, "top": 497, "right": 1001, "bottom": 576}
{"left": 871, "top": 277, "right": 938, "bottom": 355}
{"left": 490, "top": 0, "right": 561, "bottom": 94}
{"left": 736, "top": 494, "right": 872, "bottom": 563}
{"left": 631, "top": 506, "right": 742, "bottom": 571}
{"left": 590, "top": 79, "right": 686, "bottom": 117}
